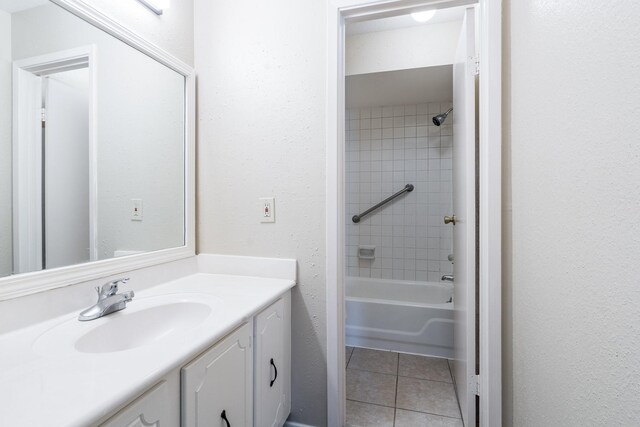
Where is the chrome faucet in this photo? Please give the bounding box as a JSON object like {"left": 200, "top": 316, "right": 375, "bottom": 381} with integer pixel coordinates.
{"left": 441, "top": 275, "right": 454, "bottom": 282}
{"left": 78, "top": 278, "right": 134, "bottom": 321}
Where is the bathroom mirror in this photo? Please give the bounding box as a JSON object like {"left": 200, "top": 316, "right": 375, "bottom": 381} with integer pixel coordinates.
{"left": 0, "top": 0, "right": 195, "bottom": 298}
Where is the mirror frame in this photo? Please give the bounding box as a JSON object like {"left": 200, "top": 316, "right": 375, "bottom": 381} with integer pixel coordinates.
{"left": 0, "top": 0, "right": 196, "bottom": 300}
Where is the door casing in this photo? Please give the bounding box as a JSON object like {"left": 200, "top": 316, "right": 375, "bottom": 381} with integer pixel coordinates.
{"left": 325, "top": 0, "right": 502, "bottom": 425}
{"left": 12, "top": 46, "right": 98, "bottom": 274}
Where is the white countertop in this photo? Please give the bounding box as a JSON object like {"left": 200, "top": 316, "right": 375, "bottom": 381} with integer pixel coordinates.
{"left": 0, "top": 273, "right": 295, "bottom": 427}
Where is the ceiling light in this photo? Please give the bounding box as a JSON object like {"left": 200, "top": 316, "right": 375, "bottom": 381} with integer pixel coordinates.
{"left": 137, "top": 0, "right": 170, "bottom": 15}
{"left": 411, "top": 9, "right": 436, "bottom": 23}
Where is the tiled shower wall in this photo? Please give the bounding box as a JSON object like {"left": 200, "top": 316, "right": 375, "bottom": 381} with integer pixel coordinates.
{"left": 346, "top": 103, "right": 454, "bottom": 282}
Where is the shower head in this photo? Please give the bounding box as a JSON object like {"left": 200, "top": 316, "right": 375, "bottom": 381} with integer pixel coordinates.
{"left": 432, "top": 107, "right": 453, "bottom": 126}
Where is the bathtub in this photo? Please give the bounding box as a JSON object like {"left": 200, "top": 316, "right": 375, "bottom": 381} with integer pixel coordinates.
{"left": 345, "top": 276, "right": 454, "bottom": 358}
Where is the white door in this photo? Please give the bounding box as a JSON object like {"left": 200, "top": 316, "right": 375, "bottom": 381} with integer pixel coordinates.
{"left": 254, "top": 296, "right": 291, "bottom": 427}
{"left": 182, "top": 323, "right": 253, "bottom": 427}
{"left": 44, "top": 68, "right": 90, "bottom": 269}
{"left": 452, "top": 6, "right": 477, "bottom": 427}
{"left": 12, "top": 69, "right": 43, "bottom": 274}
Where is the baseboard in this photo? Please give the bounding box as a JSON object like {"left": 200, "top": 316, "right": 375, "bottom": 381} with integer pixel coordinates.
{"left": 284, "top": 421, "right": 316, "bottom": 427}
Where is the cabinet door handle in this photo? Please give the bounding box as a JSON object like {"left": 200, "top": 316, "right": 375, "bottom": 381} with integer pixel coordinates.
{"left": 270, "top": 358, "right": 278, "bottom": 387}
{"left": 221, "top": 410, "right": 231, "bottom": 427}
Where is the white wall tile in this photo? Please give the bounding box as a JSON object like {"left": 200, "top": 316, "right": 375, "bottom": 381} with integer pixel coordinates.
{"left": 346, "top": 103, "right": 453, "bottom": 281}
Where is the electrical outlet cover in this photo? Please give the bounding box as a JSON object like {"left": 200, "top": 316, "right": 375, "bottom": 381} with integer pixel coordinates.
{"left": 259, "top": 197, "right": 275, "bottom": 223}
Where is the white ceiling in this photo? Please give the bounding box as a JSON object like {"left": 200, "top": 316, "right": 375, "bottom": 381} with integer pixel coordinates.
{"left": 346, "top": 65, "right": 453, "bottom": 109}
{"left": 0, "top": 0, "right": 49, "bottom": 14}
{"left": 347, "top": 6, "right": 466, "bottom": 36}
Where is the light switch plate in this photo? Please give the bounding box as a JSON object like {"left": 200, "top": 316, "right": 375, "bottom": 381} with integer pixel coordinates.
{"left": 259, "top": 197, "right": 275, "bottom": 223}
{"left": 131, "top": 198, "right": 143, "bottom": 221}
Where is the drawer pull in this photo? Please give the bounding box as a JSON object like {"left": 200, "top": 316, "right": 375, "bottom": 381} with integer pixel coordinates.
{"left": 270, "top": 358, "right": 278, "bottom": 387}
{"left": 221, "top": 410, "right": 230, "bottom": 427}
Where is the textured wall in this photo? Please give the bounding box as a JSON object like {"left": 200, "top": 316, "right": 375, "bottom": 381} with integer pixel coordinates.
{"left": 0, "top": 10, "right": 11, "bottom": 276}
{"left": 346, "top": 21, "right": 461, "bottom": 76}
{"left": 345, "top": 103, "right": 453, "bottom": 282}
{"left": 194, "top": 0, "right": 327, "bottom": 425}
{"left": 504, "top": 0, "right": 640, "bottom": 425}
{"left": 501, "top": 0, "right": 513, "bottom": 423}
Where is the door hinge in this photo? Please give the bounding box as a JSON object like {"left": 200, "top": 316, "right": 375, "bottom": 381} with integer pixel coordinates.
{"left": 471, "top": 55, "right": 480, "bottom": 76}
{"left": 41, "top": 108, "right": 46, "bottom": 123}
{"left": 473, "top": 374, "right": 481, "bottom": 396}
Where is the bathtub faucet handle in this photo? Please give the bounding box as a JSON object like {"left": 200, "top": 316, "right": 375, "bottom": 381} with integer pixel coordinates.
{"left": 441, "top": 275, "right": 454, "bottom": 282}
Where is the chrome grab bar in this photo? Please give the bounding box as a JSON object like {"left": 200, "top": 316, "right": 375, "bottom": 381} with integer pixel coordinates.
{"left": 352, "top": 184, "right": 414, "bottom": 223}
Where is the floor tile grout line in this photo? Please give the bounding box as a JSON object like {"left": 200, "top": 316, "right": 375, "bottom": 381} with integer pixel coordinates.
{"left": 395, "top": 401, "right": 462, "bottom": 420}
{"left": 395, "top": 407, "right": 464, "bottom": 421}
{"left": 346, "top": 366, "right": 398, "bottom": 376}
{"left": 397, "top": 373, "right": 454, "bottom": 384}
{"left": 350, "top": 346, "right": 450, "bottom": 361}
{"left": 396, "top": 397, "right": 463, "bottom": 419}
{"left": 346, "top": 366, "right": 454, "bottom": 384}
{"left": 446, "top": 358, "right": 464, "bottom": 419}
{"left": 346, "top": 398, "right": 397, "bottom": 410}
{"left": 346, "top": 347, "right": 460, "bottom": 425}
{"left": 393, "top": 353, "right": 399, "bottom": 427}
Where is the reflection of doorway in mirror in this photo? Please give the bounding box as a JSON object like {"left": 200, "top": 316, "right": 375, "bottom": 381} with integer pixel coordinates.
{"left": 12, "top": 46, "right": 97, "bottom": 274}
{"left": 43, "top": 69, "right": 90, "bottom": 269}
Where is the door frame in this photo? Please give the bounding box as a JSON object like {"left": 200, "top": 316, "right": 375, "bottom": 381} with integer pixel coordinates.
{"left": 12, "top": 45, "right": 98, "bottom": 273}
{"left": 325, "top": 0, "right": 502, "bottom": 425}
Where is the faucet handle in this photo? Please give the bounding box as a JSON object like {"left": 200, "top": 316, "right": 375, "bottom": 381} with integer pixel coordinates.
{"left": 99, "top": 277, "right": 130, "bottom": 298}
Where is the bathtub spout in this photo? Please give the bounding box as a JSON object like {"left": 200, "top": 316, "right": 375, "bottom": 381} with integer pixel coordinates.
{"left": 441, "top": 275, "right": 454, "bottom": 282}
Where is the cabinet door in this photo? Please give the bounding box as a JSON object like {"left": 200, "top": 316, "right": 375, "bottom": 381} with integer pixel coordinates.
{"left": 182, "top": 322, "right": 253, "bottom": 427}
{"left": 101, "top": 381, "right": 172, "bottom": 427}
{"left": 254, "top": 294, "right": 291, "bottom": 427}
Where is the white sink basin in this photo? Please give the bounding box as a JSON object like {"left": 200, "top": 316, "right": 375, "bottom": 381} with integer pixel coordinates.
{"left": 33, "top": 293, "right": 218, "bottom": 356}
{"left": 75, "top": 301, "right": 211, "bottom": 353}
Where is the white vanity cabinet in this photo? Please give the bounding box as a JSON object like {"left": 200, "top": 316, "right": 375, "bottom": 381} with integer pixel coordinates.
{"left": 254, "top": 294, "right": 291, "bottom": 427}
{"left": 100, "top": 376, "right": 180, "bottom": 427}
{"left": 182, "top": 322, "right": 254, "bottom": 427}
{"left": 99, "top": 291, "right": 292, "bottom": 427}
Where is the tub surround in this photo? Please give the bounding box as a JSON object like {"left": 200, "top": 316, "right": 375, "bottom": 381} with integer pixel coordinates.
{"left": 0, "top": 254, "right": 296, "bottom": 426}
{"left": 345, "top": 103, "right": 454, "bottom": 282}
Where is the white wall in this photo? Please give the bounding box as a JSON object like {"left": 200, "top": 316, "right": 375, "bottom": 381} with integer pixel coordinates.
{"left": 12, "top": 4, "right": 184, "bottom": 261}
{"left": 504, "top": 0, "right": 640, "bottom": 425}
{"left": 194, "top": 0, "right": 327, "bottom": 425}
{"left": 346, "top": 21, "right": 461, "bottom": 76}
{"left": 345, "top": 103, "right": 453, "bottom": 282}
{"left": 346, "top": 65, "right": 453, "bottom": 109}
{"left": 0, "top": 9, "right": 11, "bottom": 277}
{"left": 79, "top": 0, "right": 193, "bottom": 66}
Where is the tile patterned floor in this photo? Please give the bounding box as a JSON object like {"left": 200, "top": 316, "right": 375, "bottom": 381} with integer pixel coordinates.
{"left": 345, "top": 346, "right": 463, "bottom": 427}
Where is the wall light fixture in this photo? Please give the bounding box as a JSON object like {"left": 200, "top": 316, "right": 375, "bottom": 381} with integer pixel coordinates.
{"left": 411, "top": 9, "right": 436, "bottom": 23}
